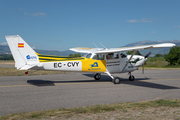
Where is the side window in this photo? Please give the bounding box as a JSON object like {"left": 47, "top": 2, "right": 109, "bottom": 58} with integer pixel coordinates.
{"left": 120, "top": 53, "right": 127, "bottom": 58}
{"left": 92, "top": 54, "right": 98, "bottom": 60}
{"left": 106, "top": 53, "right": 119, "bottom": 59}
{"left": 106, "top": 53, "right": 114, "bottom": 59}
{"left": 98, "top": 54, "right": 105, "bottom": 60}
{"left": 93, "top": 54, "right": 105, "bottom": 60}
{"left": 114, "top": 53, "right": 119, "bottom": 59}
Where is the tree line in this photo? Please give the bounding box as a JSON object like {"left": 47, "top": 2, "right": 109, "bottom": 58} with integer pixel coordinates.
{"left": 0, "top": 54, "right": 14, "bottom": 60}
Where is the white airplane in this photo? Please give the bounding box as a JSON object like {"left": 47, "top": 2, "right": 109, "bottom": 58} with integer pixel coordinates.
{"left": 5, "top": 35, "right": 175, "bottom": 84}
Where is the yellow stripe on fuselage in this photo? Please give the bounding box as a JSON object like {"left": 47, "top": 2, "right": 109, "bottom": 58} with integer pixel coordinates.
{"left": 36, "top": 53, "right": 106, "bottom": 72}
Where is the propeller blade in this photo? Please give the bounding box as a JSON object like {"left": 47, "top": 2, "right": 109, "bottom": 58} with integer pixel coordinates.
{"left": 137, "top": 51, "right": 142, "bottom": 56}
{"left": 145, "top": 52, "right": 151, "bottom": 58}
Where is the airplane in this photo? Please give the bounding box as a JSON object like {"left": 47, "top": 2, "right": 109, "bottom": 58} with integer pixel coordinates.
{"left": 5, "top": 35, "right": 176, "bottom": 84}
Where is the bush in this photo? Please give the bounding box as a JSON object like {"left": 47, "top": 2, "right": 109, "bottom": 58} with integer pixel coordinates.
{"left": 164, "top": 46, "right": 180, "bottom": 65}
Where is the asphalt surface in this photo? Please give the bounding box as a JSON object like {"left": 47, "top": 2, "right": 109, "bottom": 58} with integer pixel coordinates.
{"left": 0, "top": 70, "right": 180, "bottom": 116}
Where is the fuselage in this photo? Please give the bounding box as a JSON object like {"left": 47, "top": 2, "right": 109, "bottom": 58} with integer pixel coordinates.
{"left": 34, "top": 52, "right": 146, "bottom": 74}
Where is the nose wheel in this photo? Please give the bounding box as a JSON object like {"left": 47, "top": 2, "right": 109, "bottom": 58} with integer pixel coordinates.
{"left": 129, "top": 72, "right": 135, "bottom": 81}
{"left": 94, "top": 73, "right": 101, "bottom": 80}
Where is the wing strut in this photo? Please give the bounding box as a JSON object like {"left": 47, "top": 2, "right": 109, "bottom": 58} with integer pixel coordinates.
{"left": 122, "top": 50, "right": 137, "bottom": 72}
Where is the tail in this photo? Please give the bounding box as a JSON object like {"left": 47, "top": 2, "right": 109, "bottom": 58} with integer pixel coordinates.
{"left": 5, "top": 35, "right": 40, "bottom": 70}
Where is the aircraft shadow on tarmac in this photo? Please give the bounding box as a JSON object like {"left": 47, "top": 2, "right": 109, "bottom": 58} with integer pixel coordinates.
{"left": 83, "top": 74, "right": 180, "bottom": 89}
{"left": 27, "top": 79, "right": 111, "bottom": 87}
{"left": 27, "top": 74, "right": 180, "bottom": 90}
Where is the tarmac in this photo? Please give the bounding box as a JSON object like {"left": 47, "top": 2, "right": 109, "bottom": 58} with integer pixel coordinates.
{"left": 0, "top": 69, "right": 180, "bottom": 116}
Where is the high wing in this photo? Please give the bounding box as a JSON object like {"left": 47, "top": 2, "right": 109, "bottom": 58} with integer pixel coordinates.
{"left": 69, "top": 47, "right": 105, "bottom": 53}
{"left": 70, "top": 43, "right": 176, "bottom": 54}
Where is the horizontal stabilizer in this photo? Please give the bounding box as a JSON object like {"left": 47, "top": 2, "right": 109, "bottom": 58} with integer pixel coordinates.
{"left": 19, "top": 64, "right": 37, "bottom": 70}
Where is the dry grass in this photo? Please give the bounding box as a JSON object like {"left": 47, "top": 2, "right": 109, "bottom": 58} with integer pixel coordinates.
{"left": 0, "top": 99, "right": 180, "bottom": 120}
{"left": 0, "top": 60, "right": 15, "bottom": 65}
{"left": 0, "top": 67, "right": 66, "bottom": 76}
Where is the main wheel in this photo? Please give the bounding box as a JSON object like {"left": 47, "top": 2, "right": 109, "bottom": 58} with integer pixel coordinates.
{"left": 94, "top": 73, "right": 101, "bottom": 80}
{"left": 129, "top": 75, "right": 135, "bottom": 81}
{"left": 113, "top": 77, "right": 120, "bottom": 84}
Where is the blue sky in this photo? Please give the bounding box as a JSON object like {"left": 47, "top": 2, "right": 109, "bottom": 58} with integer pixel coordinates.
{"left": 0, "top": 0, "right": 180, "bottom": 51}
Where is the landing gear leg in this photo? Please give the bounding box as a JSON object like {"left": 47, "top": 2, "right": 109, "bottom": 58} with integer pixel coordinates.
{"left": 128, "top": 72, "right": 135, "bottom": 81}
{"left": 106, "top": 72, "right": 121, "bottom": 84}
{"left": 94, "top": 73, "right": 101, "bottom": 80}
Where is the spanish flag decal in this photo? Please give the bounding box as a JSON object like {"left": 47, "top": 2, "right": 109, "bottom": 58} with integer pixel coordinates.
{"left": 18, "top": 43, "right": 24, "bottom": 48}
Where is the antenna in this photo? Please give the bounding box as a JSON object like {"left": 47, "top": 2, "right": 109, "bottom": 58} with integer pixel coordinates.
{"left": 99, "top": 42, "right": 107, "bottom": 49}
{"left": 93, "top": 43, "right": 100, "bottom": 50}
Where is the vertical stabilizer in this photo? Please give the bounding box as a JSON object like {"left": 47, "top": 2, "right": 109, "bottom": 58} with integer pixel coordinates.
{"left": 5, "top": 35, "right": 39, "bottom": 70}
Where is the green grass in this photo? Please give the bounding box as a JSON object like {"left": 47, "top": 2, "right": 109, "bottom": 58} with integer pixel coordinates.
{"left": 145, "top": 57, "right": 180, "bottom": 68}
{"left": 0, "top": 99, "right": 180, "bottom": 120}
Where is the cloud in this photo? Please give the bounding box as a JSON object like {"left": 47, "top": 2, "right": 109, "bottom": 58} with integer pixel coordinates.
{"left": 140, "top": 18, "right": 152, "bottom": 22}
{"left": 126, "top": 18, "right": 153, "bottom": 23}
{"left": 126, "top": 20, "right": 138, "bottom": 23}
{"left": 150, "top": 31, "right": 156, "bottom": 33}
{"left": 32, "top": 45, "right": 36, "bottom": 49}
{"left": 174, "top": 26, "right": 180, "bottom": 28}
{"left": 32, "top": 12, "right": 47, "bottom": 17}
{"left": 19, "top": 8, "right": 25, "bottom": 10}
{"left": 0, "top": 42, "right": 8, "bottom": 46}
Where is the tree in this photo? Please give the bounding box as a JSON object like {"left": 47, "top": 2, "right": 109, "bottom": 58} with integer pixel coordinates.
{"left": 69, "top": 53, "right": 81, "bottom": 57}
{"left": 164, "top": 46, "right": 180, "bottom": 65}
{"left": 154, "top": 54, "right": 164, "bottom": 57}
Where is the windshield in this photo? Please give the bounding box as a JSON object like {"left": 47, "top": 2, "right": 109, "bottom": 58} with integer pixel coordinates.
{"left": 84, "top": 53, "right": 92, "bottom": 58}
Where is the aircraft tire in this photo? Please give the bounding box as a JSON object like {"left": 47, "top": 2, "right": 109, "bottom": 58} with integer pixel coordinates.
{"left": 129, "top": 75, "right": 135, "bottom": 81}
{"left": 94, "top": 73, "right": 101, "bottom": 80}
{"left": 113, "top": 77, "right": 120, "bottom": 84}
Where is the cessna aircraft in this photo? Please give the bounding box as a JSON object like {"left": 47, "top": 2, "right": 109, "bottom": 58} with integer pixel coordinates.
{"left": 5, "top": 35, "right": 175, "bottom": 84}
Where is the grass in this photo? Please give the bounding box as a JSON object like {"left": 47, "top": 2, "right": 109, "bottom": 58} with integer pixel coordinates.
{"left": 145, "top": 57, "right": 180, "bottom": 68}
{"left": 0, "top": 99, "right": 180, "bottom": 120}
{"left": 0, "top": 67, "right": 66, "bottom": 76}
{"left": 0, "top": 60, "right": 14, "bottom": 65}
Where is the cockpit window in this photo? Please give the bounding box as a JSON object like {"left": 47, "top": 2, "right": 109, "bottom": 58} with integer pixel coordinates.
{"left": 92, "top": 54, "right": 105, "bottom": 60}
{"left": 85, "top": 53, "right": 92, "bottom": 58}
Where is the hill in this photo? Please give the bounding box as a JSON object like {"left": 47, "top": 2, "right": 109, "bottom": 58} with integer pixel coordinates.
{"left": 0, "top": 40, "right": 180, "bottom": 57}
{"left": 0, "top": 45, "right": 76, "bottom": 56}
{"left": 123, "top": 40, "right": 180, "bottom": 56}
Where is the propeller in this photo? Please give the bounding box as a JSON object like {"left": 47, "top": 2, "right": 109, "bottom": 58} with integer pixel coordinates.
{"left": 137, "top": 51, "right": 143, "bottom": 56}
{"left": 138, "top": 51, "right": 151, "bottom": 74}
{"left": 145, "top": 52, "right": 151, "bottom": 58}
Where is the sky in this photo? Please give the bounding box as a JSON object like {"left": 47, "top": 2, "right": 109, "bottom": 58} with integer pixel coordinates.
{"left": 0, "top": 0, "right": 180, "bottom": 51}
